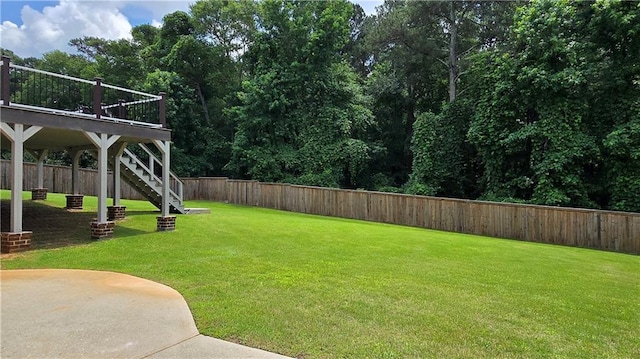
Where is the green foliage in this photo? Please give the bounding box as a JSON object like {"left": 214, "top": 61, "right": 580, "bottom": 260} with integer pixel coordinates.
{"left": 228, "top": 0, "right": 375, "bottom": 188}
{"left": 405, "top": 111, "right": 438, "bottom": 196}
{"left": 407, "top": 100, "right": 479, "bottom": 198}
{"left": 190, "top": 0, "right": 257, "bottom": 57}
{"left": 131, "top": 24, "right": 159, "bottom": 48}
{"left": 604, "top": 116, "right": 640, "bottom": 212}
{"left": 1, "top": 48, "right": 24, "bottom": 64}
{"left": 140, "top": 69, "right": 231, "bottom": 177}
{"left": 38, "top": 50, "right": 98, "bottom": 78}
{"left": 69, "top": 37, "right": 143, "bottom": 87}
{"left": 364, "top": 61, "right": 414, "bottom": 187}
{"left": 468, "top": 0, "right": 640, "bottom": 210}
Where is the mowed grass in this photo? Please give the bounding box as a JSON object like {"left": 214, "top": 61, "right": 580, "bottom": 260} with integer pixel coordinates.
{"left": 1, "top": 191, "right": 639, "bottom": 358}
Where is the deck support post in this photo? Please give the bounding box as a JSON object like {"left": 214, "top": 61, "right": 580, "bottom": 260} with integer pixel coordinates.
{"left": 84, "top": 131, "right": 120, "bottom": 238}
{"left": 108, "top": 143, "right": 127, "bottom": 221}
{"left": 27, "top": 149, "right": 49, "bottom": 200}
{"left": 111, "top": 143, "right": 127, "bottom": 206}
{"left": 35, "top": 149, "right": 48, "bottom": 189}
{"left": 1, "top": 123, "right": 42, "bottom": 252}
{"left": 70, "top": 149, "right": 83, "bottom": 195}
{"left": 153, "top": 139, "right": 175, "bottom": 231}
{"left": 66, "top": 149, "right": 84, "bottom": 209}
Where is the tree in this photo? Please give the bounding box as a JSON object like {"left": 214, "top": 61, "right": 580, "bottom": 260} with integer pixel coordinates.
{"left": 371, "top": 1, "right": 519, "bottom": 195}
{"left": 190, "top": 0, "right": 257, "bottom": 58}
{"left": 141, "top": 69, "right": 230, "bottom": 176}
{"left": 407, "top": 99, "right": 480, "bottom": 198}
{"left": 344, "top": 3, "right": 375, "bottom": 77}
{"left": 364, "top": 60, "right": 415, "bottom": 188}
{"left": 165, "top": 36, "right": 220, "bottom": 124}
{"left": 468, "top": 0, "right": 640, "bottom": 210}
{"left": 135, "top": 6, "right": 246, "bottom": 177}
{"left": 590, "top": 0, "right": 640, "bottom": 211}
{"left": 373, "top": 0, "right": 519, "bottom": 103}
{"left": 38, "top": 50, "right": 97, "bottom": 78}
{"left": 228, "top": 0, "right": 375, "bottom": 188}
{"left": 69, "top": 37, "right": 143, "bottom": 87}
{"left": 132, "top": 24, "right": 160, "bottom": 48}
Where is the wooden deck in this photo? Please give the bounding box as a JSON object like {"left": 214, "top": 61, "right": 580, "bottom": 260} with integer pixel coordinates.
{"left": 0, "top": 105, "right": 170, "bottom": 151}
{"left": 0, "top": 56, "right": 178, "bottom": 246}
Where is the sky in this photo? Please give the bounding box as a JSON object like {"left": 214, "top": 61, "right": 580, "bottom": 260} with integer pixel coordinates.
{"left": 0, "top": 0, "right": 384, "bottom": 59}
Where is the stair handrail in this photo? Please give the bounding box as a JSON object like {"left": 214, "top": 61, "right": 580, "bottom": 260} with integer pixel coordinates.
{"left": 137, "top": 143, "right": 184, "bottom": 205}
{"left": 122, "top": 146, "right": 183, "bottom": 206}
{"left": 122, "top": 148, "right": 182, "bottom": 205}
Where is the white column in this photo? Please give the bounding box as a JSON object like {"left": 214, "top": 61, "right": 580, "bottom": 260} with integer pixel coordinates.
{"left": 70, "top": 150, "right": 82, "bottom": 195}
{"left": 0, "top": 123, "right": 42, "bottom": 232}
{"left": 35, "top": 149, "right": 48, "bottom": 188}
{"left": 84, "top": 132, "right": 120, "bottom": 223}
{"left": 112, "top": 143, "right": 127, "bottom": 206}
{"left": 153, "top": 140, "right": 171, "bottom": 217}
{"left": 97, "top": 139, "right": 108, "bottom": 222}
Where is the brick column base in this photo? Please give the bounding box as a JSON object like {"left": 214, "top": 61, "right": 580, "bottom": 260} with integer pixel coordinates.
{"left": 107, "top": 206, "right": 126, "bottom": 221}
{"left": 157, "top": 216, "right": 176, "bottom": 231}
{"left": 1, "top": 232, "right": 32, "bottom": 253}
{"left": 31, "top": 188, "right": 48, "bottom": 200}
{"left": 90, "top": 221, "right": 115, "bottom": 240}
{"left": 66, "top": 195, "right": 84, "bottom": 210}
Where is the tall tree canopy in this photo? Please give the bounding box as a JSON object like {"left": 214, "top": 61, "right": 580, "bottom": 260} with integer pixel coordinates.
{"left": 468, "top": 0, "right": 640, "bottom": 210}
{"left": 228, "top": 0, "right": 374, "bottom": 188}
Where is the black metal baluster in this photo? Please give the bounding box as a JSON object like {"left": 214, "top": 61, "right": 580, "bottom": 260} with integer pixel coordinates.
{"left": 39, "top": 72, "right": 43, "bottom": 107}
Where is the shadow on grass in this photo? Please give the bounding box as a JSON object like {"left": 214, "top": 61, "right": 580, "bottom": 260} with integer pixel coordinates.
{"left": 1, "top": 200, "right": 152, "bottom": 251}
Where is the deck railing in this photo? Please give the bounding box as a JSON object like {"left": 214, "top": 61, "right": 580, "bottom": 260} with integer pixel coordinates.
{"left": 0, "top": 56, "right": 166, "bottom": 128}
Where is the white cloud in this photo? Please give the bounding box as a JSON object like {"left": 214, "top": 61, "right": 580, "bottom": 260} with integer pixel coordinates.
{"left": 0, "top": 0, "right": 135, "bottom": 58}
{"left": 1, "top": 20, "right": 29, "bottom": 50}
{"left": 123, "top": 1, "right": 191, "bottom": 22}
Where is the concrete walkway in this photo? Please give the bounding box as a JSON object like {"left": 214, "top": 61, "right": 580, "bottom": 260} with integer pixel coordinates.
{"left": 0, "top": 269, "right": 293, "bottom": 359}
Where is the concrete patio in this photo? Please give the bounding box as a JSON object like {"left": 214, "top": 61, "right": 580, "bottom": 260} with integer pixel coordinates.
{"left": 0, "top": 269, "right": 293, "bottom": 359}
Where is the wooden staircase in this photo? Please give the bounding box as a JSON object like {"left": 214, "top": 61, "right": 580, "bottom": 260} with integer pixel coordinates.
{"left": 111, "top": 144, "right": 186, "bottom": 214}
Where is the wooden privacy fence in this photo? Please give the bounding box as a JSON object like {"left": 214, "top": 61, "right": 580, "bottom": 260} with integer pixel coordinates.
{"left": 181, "top": 177, "right": 640, "bottom": 255}
{"left": 2, "top": 161, "right": 639, "bottom": 254}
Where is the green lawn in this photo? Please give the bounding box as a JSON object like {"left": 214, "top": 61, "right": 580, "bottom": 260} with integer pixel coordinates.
{"left": 1, "top": 191, "right": 639, "bottom": 358}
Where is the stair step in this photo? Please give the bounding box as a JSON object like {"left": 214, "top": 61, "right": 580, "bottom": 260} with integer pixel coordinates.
{"left": 117, "top": 148, "right": 187, "bottom": 214}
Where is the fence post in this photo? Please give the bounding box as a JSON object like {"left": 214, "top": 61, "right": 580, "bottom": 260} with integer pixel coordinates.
{"left": 159, "top": 92, "right": 166, "bottom": 127}
{"left": 1, "top": 56, "right": 10, "bottom": 106}
{"left": 93, "top": 77, "right": 102, "bottom": 119}
{"left": 118, "top": 99, "right": 126, "bottom": 119}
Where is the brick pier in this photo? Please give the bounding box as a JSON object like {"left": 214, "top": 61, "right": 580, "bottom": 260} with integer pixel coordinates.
{"left": 157, "top": 216, "right": 176, "bottom": 231}
{"left": 1, "top": 232, "right": 32, "bottom": 253}
{"left": 66, "top": 195, "right": 84, "bottom": 210}
{"left": 107, "top": 206, "right": 126, "bottom": 221}
{"left": 90, "top": 221, "right": 115, "bottom": 240}
{"left": 31, "top": 188, "right": 48, "bottom": 200}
